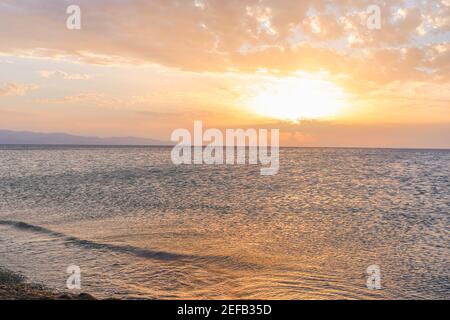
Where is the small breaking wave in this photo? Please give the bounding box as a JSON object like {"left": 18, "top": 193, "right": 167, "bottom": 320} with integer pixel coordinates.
{"left": 0, "top": 220, "right": 256, "bottom": 270}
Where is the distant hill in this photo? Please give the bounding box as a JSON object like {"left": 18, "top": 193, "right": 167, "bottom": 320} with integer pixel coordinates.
{"left": 0, "top": 130, "right": 171, "bottom": 146}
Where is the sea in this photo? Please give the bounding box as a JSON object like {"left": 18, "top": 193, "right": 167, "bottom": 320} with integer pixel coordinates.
{"left": 0, "top": 146, "right": 448, "bottom": 299}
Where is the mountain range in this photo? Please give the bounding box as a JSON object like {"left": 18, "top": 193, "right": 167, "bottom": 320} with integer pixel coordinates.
{"left": 0, "top": 130, "right": 171, "bottom": 145}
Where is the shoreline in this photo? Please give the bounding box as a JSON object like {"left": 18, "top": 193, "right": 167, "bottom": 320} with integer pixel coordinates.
{"left": 0, "top": 267, "right": 95, "bottom": 300}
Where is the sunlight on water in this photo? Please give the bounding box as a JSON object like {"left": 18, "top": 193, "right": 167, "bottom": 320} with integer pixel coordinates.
{"left": 0, "top": 146, "right": 449, "bottom": 299}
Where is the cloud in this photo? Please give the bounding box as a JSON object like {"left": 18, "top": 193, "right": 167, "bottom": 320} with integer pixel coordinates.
{"left": 39, "top": 70, "right": 91, "bottom": 80}
{"left": 0, "top": 82, "right": 38, "bottom": 97}
{"left": 0, "top": 0, "right": 448, "bottom": 85}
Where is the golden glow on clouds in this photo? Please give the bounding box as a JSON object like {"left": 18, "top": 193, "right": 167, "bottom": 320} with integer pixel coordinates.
{"left": 246, "top": 76, "right": 347, "bottom": 122}
{"left": 0, "top": 0, "right": 449, "bottom": 147}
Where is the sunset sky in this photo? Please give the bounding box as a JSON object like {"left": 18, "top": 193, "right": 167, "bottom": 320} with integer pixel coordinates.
{"left": 0, "top": 0, "right": 449, "bottom": 147}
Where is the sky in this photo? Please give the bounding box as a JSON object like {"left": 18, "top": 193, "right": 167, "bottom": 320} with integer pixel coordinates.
{"left": 0, "top": 0, "right": 449, "bottom": 148}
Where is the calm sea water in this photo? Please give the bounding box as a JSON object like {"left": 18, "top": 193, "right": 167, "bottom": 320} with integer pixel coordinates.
{"left": 0, "top": 146, "right": 448, "bottom": 299}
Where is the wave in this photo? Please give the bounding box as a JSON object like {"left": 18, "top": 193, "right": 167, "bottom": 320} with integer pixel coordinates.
{"left": 0, "top": 220, "right": 258, "bottom": 270}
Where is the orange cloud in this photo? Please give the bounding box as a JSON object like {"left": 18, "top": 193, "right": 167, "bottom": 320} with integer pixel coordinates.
{"left": 0, "top": 0, "right": 447, "bottom": 84}
{"left": 0, "top": 82, "right": 38, "bottom": 97}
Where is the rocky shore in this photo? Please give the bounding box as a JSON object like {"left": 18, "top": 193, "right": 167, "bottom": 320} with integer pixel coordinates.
{"left": 0, "top": 267, "right": 95, "bottom": 300}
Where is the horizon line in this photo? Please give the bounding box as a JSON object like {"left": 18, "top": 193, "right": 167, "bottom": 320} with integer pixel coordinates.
{"left": 1, "top": 144, "right": 449, "bottom": 151}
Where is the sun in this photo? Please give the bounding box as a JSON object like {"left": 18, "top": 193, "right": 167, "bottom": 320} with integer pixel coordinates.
{"left": 247, "top": 76, "right": 347, "bottom": 122}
